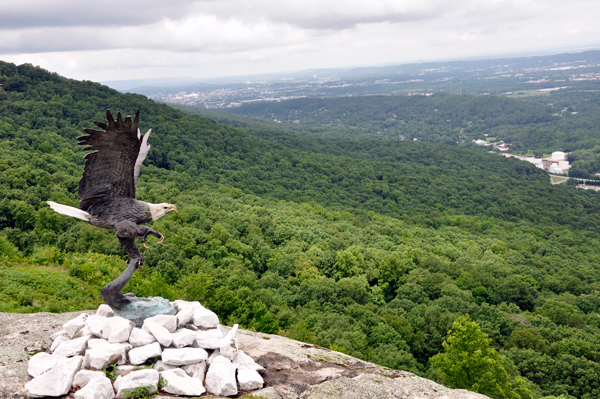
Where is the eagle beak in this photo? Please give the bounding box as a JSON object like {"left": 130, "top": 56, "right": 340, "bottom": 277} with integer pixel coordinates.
{"left": 167, "top": 204, "right": 178, "bottom": 214}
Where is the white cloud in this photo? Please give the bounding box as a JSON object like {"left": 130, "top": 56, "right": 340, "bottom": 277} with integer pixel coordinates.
{"left": 0, "top": 0, "right": 599, "bottom": 81}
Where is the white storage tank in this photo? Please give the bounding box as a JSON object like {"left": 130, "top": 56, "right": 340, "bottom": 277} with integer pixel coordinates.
{"left": 549, "top": 164, "right": 564, "bottom": 174}
{"left": 558, "top": 161, "right": 570, "bottom": 169}
{"left": 552, "top": 151, "right": 566, "bottom": 161}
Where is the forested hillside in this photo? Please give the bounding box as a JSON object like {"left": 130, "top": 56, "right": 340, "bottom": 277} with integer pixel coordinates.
{"left": 221, "top": 92, "right": 600, "bottom": 177}
{"left": 3, "top": 61, "right": 600, "bottom": 399}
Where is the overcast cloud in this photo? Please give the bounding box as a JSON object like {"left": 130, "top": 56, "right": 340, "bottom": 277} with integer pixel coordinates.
{"left": 0, "top": 0, "right": 598, "bottom": 81}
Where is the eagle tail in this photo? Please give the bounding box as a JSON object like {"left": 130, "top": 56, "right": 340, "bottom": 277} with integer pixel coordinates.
{"left": 47, "top": 201, "right": 91, "bottom": 222}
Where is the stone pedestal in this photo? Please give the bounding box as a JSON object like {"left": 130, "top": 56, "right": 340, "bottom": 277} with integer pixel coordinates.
{"left": 112, "top": 296, "right": 176, "bottom": 327}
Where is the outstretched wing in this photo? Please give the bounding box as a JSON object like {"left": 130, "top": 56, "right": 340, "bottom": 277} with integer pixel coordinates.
{"left": 77, "top": 109, "right": 141, "bottom": 211}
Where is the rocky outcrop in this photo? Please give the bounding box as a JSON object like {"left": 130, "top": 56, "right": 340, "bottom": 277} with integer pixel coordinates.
{"left": 0, "top": 310, "right": 491, "bottom": 399}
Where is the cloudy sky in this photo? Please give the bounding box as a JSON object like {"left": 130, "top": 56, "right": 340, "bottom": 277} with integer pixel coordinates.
{"left": 1, "top": 0, "right": 599, "bottom": 82}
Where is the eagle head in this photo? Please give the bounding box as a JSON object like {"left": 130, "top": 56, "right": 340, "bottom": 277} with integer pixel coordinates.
{"left": 147, "top": 202, "right": 178, "bottom": 221}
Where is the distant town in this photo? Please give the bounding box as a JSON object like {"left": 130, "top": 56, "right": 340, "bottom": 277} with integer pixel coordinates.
{"left": 136, "top": 53, "right": 600, "bottom": 109}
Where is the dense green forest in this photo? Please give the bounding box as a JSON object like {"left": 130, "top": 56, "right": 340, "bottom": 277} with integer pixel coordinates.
{"left": 3, "top": 61, "right": 600, "bottom": 399}
{"left": 219, "top": 92, "right": 600, "bottom": 177}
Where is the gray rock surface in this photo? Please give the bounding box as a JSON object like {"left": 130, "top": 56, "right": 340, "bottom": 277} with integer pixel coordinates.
{"left": 0, "top": 311, "right": 94, "bottom": 399}
{"left": 2, "top": 310, "right": 493, "bottom": 399}
{"left": 299, "top": 373, "right": 491, "bottom": 399}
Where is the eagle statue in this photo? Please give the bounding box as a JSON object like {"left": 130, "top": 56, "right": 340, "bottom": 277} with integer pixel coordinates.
{"left": 47, "top": 110, "right": 177, "bottom": 312}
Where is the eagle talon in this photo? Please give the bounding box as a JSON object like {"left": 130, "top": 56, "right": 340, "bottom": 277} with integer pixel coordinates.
{"left": 157, "top": 234, "right": 164, "bottom": 244}
{"left": 143, "top": 241, "right": 151, "bottom": 249}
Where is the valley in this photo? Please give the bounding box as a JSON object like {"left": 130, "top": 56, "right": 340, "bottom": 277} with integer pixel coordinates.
{"left": 2, "top": 57, "right": 600, "bottom": 399}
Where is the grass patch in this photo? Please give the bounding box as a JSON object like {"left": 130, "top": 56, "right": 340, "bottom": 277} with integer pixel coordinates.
{"left": 550, "top": 175, "right": 569, "bottom": 184}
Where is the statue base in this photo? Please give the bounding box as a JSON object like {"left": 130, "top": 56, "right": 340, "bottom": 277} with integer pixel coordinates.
{"left": 112, "top": 294, "right": 176, "bottom": 327}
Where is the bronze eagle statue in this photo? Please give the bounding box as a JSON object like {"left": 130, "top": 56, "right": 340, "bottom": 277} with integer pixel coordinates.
{"left": 47, "top": 110, "right": 177, "bottom": 310}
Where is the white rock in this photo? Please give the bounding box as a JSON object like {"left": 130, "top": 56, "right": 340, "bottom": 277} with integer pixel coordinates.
{"left": 50, "top": 334, "right": 71, "bottom": 352}
{"left": 28, "top": 352, "right": 67, "bottom": 378}
{"left": 182, "top": 361, "right": 206, "bottom": 379}
{"left": 238, "top": 368, "right": 264, "bottom": 390}
{"left": 161, "top": 368, "right": 206, "bottom": 396}
{"left": 114, "top": 369, "right": 159, "bottom": 399}
{"left": 142, "top": 319, "right": 173, "bottom": 347}
{"left": 105, "top": 317, "right": 135, "bottom": 343}
{"left": 49, "top": 329, "right": 68, "bottom": 341}
{"left": 176, "top": 307, "right": 195, "bottom": 327}
{"left": 233, "top": 350, "right": 265, "bottom": 371}
{"left": 171, "top": 328, "right": 197, "bottom": 348}
{"left": 72, "top": 369, "right": 105, "bottom": 388}
{"left": 86, "top": 315, "right": 108, "bottom": 337}
{"left": 162, "top": 347, "right": 208, "bottom": 365}
{"left": 77, "top": 324, "right": 93, "bottom": 338}
{"left": 129, "top": 328, "right": 156, "bottom": 347}
{"left": 63, "top": 314, "right": 89, "bottom": 338}
{"left": 193, "top": 328, "right": 225, "bottom": 349}
{"left": 146, "top": 314, "right": 178, "bottom": 333}
{"left": 192, "top": 306, "right": 220, "bottom": 328}
{"left": 74, "top": 374, "right": 114, "bottom": 399}
{"left": 25, "top": 355, "right": 83, "bottom": 398}
{"left": 153, "top": 360, "right": 178, "bottom": 372}
{"left": 87, "top": 338, "right": 114, "bottom": 349}
{"left": 54, "top": 335, "right": 91, "bottom": 357}
{"left": 83, "top": 340, "right": 130, "bottom": 368}
{"left": 97, "top": 304, "right": 114, "bottom": 317}
{"left": 129, "top": 342, "right": 162, "bottom": 365}
{"left": 87, "top": 339, "right": 132, "bottom": 362}
{"left": 207, "top": 349, "right": 220, "bottom": 365}
{"left": 219, "top": 324, "right": 238, "bottom": 361}
{"left": 205, "top": 355, "right": 237, "bottom": 397}
{"left": 173, "top": 300, "right": 202, "bottom": 312}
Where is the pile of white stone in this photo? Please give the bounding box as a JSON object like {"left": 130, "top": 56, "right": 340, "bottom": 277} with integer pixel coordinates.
{"left": 25, "top": 300, "right": 265, "bottom": 398}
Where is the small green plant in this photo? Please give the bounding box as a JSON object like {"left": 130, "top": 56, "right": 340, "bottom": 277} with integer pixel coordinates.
{"left": 121, "top": 375, "right": 167, "bottom": 399}
{"left": 134, "top": 357, "right": 159, "bottom": 370}
{"left": 123, "top": 385, "right": 156, "bottom": 399}
{"left": 103, "top": 362, "right": 119, "bottom": 381}
{"left": 158, "top": 375, "right": 167, "bottom": 391}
